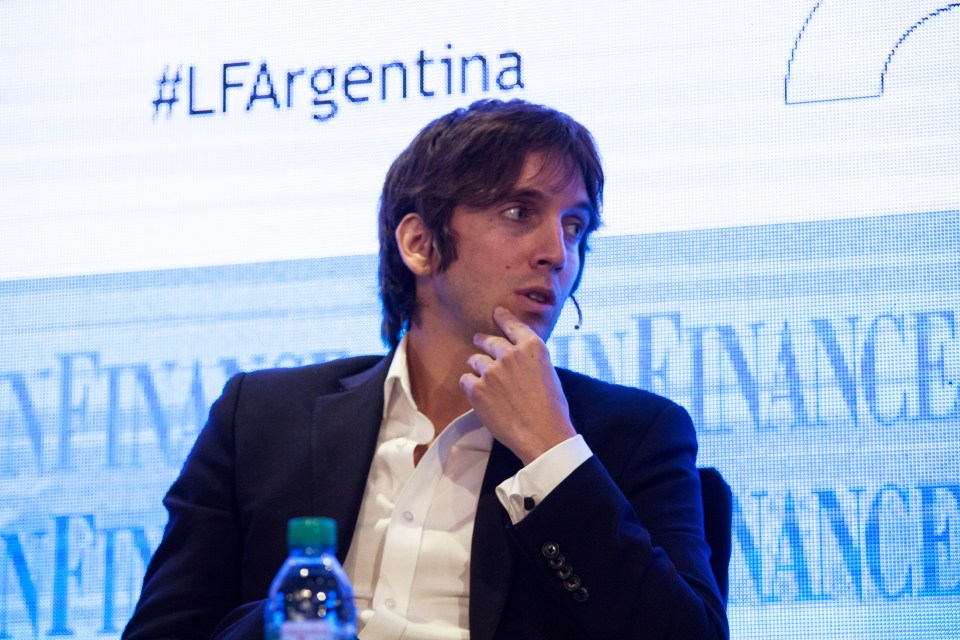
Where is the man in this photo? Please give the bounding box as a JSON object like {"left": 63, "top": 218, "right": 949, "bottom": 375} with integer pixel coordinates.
{"left": 123, "top": 99, "right": 728, "bottom": 639}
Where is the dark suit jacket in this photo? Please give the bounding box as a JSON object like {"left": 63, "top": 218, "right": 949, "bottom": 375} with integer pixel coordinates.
{"left": 123, "top": 354, "right": 728, "bottom": 639}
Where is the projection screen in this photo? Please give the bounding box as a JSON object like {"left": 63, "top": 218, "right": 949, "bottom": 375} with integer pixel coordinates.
{"left": 1, "top": 1, "right": 958, "bottom": 637}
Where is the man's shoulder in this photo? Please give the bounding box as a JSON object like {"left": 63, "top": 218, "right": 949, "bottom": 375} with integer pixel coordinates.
{"left": 237, "top": 354, "right": 389, "bottom": 397}
{"left": 556, "top": 368, "right": 696, "bottom": 455}
{"left": 556, "top": 367, "right": 682, "bottom": 418}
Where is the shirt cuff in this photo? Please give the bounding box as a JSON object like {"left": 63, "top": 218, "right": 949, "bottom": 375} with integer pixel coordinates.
{"left": 494, "top": 434, "right": 593, "bottom": 525}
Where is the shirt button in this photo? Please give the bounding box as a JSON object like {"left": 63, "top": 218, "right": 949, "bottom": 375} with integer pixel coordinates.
{"left": 385, "top": 598, "right": 396, "bottom": 609}
{"left": 402, "top": 510, "right": 414, "bottom": 522}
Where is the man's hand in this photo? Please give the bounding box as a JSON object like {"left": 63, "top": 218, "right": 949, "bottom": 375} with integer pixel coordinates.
{"left": 459, "top": 306, "right": 577, "bottom": 465}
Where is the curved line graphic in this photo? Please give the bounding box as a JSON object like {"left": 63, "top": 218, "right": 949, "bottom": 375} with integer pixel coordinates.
{"left": 880, "top": 4, "right": 959, "bottom": 94}
{"left": 785, "top": 0, "right": 825, "bottom": 103}
{"left": 785, "top": 1, "right": 959, "bottom": 105}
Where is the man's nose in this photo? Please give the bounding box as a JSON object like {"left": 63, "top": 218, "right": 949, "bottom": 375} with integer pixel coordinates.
{"left": 534, "top": 218, "right": 568, "bottom": 271}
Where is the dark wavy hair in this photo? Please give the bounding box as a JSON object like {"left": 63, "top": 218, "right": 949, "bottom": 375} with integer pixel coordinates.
{"left": 378, "top": 99, "right": 604, "bottom": 348}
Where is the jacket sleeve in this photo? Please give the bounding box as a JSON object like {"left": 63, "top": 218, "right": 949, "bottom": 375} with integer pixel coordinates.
{"left": 122, "top": 373, "right": 266, "bottom": 640}
{"left": 506, "top": 400, "right": 729, "bottom": 640}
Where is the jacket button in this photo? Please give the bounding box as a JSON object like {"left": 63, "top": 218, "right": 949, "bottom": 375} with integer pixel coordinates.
{"left": 547, "top": 554, "right": 565, "bottom": 570}
{"left": 541, "top": 542, "right": 560, "bottom": 559}
{"left": 573, "top": 586, "right": 590, "bottom": 602}
{"left": 556, "top": 564, "right": 574, "bottom": 580}
{"left": 563, "top": 575, "right": 582, "bottom": 591}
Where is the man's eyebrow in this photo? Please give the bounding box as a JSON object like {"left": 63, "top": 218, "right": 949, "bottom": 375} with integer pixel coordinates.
{"left": 503, "top": 187, "right": 547, "bottom": 203}
{"left": 505, "top": 188, "right": 595, "bottom": 215}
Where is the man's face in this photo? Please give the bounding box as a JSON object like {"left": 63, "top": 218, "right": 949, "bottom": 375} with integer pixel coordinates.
{"left": 423, "top": 152, "right": 593, "bottom": 343}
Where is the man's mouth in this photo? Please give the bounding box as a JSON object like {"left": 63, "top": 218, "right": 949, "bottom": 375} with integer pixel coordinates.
{"left": 520, "top": 288, "right": 556, "bottom": 306}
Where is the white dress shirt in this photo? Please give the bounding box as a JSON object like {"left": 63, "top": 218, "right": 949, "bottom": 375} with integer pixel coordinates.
{"left": 342, "top": 336, "right": 592, "bottom": 639}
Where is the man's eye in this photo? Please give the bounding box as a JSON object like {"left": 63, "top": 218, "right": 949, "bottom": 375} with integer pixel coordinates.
{"left": 565, "top": 220, "right": 585, "bottom": 239}
{"left": 502, "top": 206, "right": 526, "bottom": 221}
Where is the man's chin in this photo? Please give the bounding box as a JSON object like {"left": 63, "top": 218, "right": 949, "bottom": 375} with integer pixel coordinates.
{"left": 519, "top": 314, "right": 558, "bottom": 342}
{"left": 487, "top": 306, "right": 559, "bottom": 342}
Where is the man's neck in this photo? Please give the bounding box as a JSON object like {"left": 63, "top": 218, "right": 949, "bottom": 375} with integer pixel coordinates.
{"left": 404, "top": 327, "right": 474, "bottom": 436}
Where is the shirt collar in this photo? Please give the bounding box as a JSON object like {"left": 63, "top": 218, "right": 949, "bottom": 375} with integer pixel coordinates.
{"left": 382, "top": 334, "right": 488, "bottom": 447}
{"left": 383, "top": 333, "right": 416, "bottom": 421}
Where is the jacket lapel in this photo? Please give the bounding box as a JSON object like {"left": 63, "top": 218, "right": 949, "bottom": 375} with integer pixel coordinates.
{"left": 470, "top": 440, "right": 523, "bottom": 640}
{"left": 309, "top": 353, "right": 394, "bottom": 561}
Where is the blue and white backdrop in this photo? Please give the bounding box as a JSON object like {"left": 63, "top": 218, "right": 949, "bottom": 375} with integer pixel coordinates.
{"left": 1, "top": 1, "right": 958, "bottom": 637}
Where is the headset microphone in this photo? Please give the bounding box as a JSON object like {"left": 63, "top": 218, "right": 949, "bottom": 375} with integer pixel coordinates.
{"left": 570, "top": 294, "right": 583, "bottom": 330}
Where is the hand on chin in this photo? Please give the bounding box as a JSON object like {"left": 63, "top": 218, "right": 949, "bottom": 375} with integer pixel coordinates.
{"left": 459, "top": 306, "right": 575, "bottom": 464}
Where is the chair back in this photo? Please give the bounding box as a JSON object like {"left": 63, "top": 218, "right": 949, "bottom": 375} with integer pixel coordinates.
{"left": 698, "top": 467, "right": 732, "bottom": 604}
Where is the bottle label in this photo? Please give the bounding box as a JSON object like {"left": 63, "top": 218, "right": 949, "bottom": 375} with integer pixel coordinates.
{"left": 280, "top": 621, "right": 341, "bottom": 640}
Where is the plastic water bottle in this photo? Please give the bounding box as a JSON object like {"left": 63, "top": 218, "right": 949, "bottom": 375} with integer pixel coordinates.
{"left": 265, "top": 517, "right": 357, "bottom": 640}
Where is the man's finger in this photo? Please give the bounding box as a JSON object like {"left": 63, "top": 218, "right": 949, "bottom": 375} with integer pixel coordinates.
{"left": 467, "top": 353, "right": 493, "bottom": 375}
{"left": 493, "top": 306, "right": 536, "bottom": 343}
{"left": 459, "top": 372, "right": 477, "bottom": 395}
{"left": 473, "top": 332, "right": 510, "bottom": 357}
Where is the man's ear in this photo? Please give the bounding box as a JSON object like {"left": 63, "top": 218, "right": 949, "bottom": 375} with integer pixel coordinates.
{"left": 395, "top": 213, "right": 435, "bottom": 276}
